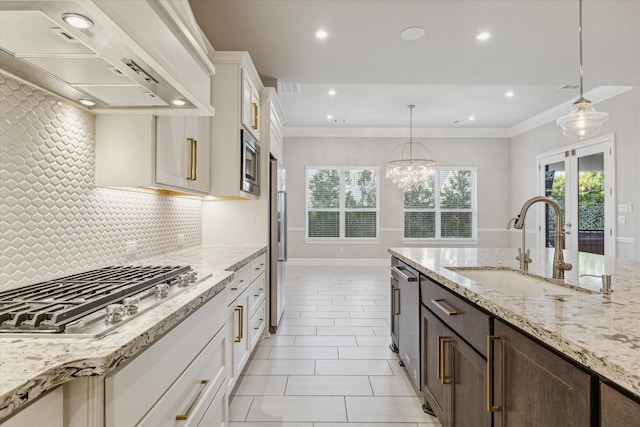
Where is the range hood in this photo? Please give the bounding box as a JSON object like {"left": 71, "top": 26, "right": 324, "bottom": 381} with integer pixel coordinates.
{"left": 0, "top": 1, "right": 215, "bottom": 114}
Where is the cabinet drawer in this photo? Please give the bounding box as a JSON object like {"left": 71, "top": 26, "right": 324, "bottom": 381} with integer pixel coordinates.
{"left": 198, "top": 381, "right": 227, "bottom": 427}
{"left": 227, "top": 264, "right": 251, "bottom": 306}
{"left": 420, "top": 274, "right": 490, "bottom": 356}
{"left": 250, "top": 272, "right": 266, "bottom": 316}
{"left": 250, "top": 254, "right": 266, "bottom": 281}
{"left": 250, "top": 300, "right": 266, "bottom": 350}
{"left": 138, "top": 325, "right": 227, "bottom": 427}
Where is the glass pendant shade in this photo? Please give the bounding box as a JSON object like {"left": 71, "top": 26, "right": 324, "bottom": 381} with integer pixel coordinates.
{"left": 556, "top": 97, "right": 609, "bottom": 139}
{"left": 385, "top": 105, "right": 436, "bottom": 191}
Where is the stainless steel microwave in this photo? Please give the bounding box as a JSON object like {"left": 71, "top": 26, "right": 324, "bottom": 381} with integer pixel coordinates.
{"left": 241, "top": 128, "right": 260, "bottom": 196}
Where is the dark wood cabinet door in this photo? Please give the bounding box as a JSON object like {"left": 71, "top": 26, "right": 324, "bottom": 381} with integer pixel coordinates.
{"left": 600, "top": 382, "right": 640, "bottom": 426}
{"left": 492, "top": 320, "right": 593, "bottom": 427}
{"left": 390, "top": 277, "right": 400, "bottom": 351}
{"left": 449, "top": 335, "right": 491, "bottom": 427}
{"left": 422, "top": 305, "right": 449, "bottom": 423}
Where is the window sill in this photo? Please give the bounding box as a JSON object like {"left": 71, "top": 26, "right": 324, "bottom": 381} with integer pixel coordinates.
{"left": 304, "top": 238, "right": 381, "bottom": 245}
{"left": 402, "top": 238, "right": 479, "bottom": 245}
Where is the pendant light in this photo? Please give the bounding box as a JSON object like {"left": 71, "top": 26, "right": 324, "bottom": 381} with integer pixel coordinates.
{"left": 385, "top": 105, "right": 436, "bottom": 191}
{"left": 556, "top": 0, "right": 608, "bottom": 139}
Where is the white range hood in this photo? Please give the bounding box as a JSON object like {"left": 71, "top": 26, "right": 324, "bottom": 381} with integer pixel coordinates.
{"left": 0, "top": 0, "right": 215, "bottom": 115}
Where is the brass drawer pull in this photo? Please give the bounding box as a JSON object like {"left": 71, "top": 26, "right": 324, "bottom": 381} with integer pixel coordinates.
{"left": 487, "top": 335, "right": 501, "bottom": 412}
{"left": 439, "top": 336, "right": 452, "bottom": 385}
{"left": 176, "top": 379, "right": 209, "bottom": 420}
{"left": 252, "top": 102, "right": 258, "bottom": 129}
{"left": 235, "top": 306, "right": 244, "bottom": 342}
{"left": 431, "top": 299, "right": 459, "bottom": 316}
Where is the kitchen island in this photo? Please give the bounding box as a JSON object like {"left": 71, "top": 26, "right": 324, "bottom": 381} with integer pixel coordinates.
{"left": 389, "top": 247, "right": 640, "bottom": 400}
{"left": 0, "top": 245, "right": 265, "bottom": 422}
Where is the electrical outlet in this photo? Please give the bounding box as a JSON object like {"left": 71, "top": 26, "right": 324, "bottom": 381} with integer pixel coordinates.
{"left": 618, "top": 204, "right": 628, "bottom": 213}
{"left": 618, "top": 215, "right": 626, "bottom": 224}
{"left": 125, "top": 241, "right": 138, "bottom": 257}
{"left": 177, "top": 233, "right": 185, "bottom": 246}
{"left": 339, "top": 246, "right": 344, "bottom": 253}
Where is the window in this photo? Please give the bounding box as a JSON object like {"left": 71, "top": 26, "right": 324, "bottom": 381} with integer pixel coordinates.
{"left": 306, "top": 167, "right": 379, "bottom": 240}
{"left": 404, "top": 168, "right": 477, "bottom": 240}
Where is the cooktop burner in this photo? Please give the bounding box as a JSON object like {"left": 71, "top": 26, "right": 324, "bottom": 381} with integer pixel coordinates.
{"left": 0, "top": 265, "right": 203, "bottom": 336}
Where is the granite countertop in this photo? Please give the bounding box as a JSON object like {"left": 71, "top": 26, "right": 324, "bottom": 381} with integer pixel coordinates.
{"left": 0, "top": 245, "right": 266, "bottom": 420}
{"left": 389, "top": 247, "right": 640, "bottom": 399}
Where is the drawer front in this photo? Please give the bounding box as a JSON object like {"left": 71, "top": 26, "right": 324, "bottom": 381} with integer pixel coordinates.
{"left": 421, "top": 275, "right": 490, "bottom": 356}
{"left": 198, "top": 382, "right": 227, "bottom": 427}
{"left": 105, "top": 288, "right": 227, "bottom": 427}
{"left": 138, "top": 325, "right": 228, "bottom": 427}
{"left": 250, "top": 254, "right": 267, "bottom": 282}
{"left": 227, "top": 264, "right": 251, "bottom": 306}
{"left": 250, "top": 300, "right": 266, "bottom": 350}
{"left": 249, "top": 272, "right": 266, "bottom": 316}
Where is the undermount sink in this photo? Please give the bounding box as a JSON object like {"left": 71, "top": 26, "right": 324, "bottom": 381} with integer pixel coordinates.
{"left": 447, "top": 267, "right": 596, "bottom": 297}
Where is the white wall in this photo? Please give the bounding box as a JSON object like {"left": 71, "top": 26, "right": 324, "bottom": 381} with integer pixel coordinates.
{"left": 509, "top": 87, "right": 640, "bottom": 259}
{"left": 283, "top": 136, "right": 511, "bottom": 259}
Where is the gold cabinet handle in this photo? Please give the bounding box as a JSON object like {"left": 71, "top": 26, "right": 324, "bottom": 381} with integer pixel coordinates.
{"left": 252, "top": 102, "right": 258, "bottom": 129}
{"left": 439, "top": 336, "right": 452, "bottom": 384}
{"left": 431, "top": 299, "right": 459, "bottom": 316}
{"left": 487, "top": 335, "right": 501, "bottom": 412}
{"left": 392, "top": 288, "right": 400, "bottom": 315}
{"left": 176, "top": 380, "right": 209, "bottom": 420}
{"left": 187, "top": 138, "right": 197, "bottom": 181}
{"left": 235, "top": 306, "right": 244, "bottom": 342}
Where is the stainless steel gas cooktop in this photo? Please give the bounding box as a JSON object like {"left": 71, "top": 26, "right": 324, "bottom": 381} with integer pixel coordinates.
{"left": 0, "top": 265, "right": 207, "bottom": 337}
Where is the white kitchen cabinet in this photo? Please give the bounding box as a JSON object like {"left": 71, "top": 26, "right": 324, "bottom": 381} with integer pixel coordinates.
{"left": 261, "top": 87, "right": 285, "bottom": 161}
{"left": 210, "top": 52, "right": 264, "bottom": 199}
{"left": 228, "top": 285, "right": 251, "bottom": 391}
{"left": 103, "top": 287, "right": 228, "bottom": 427}
{"left": 2, "top": 387, "right": 63, "bottom": 427}
{"left": 95, "top": 114, "right": 210, "bottom": 195}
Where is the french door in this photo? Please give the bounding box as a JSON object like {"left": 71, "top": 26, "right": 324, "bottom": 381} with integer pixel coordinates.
{"left": 537, "top": 135, "right": 615, "bottom": 256}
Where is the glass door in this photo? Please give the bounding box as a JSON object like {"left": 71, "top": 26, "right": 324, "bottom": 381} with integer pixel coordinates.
{"left": 537, "top": 136, "right": 614, "bottom": 256}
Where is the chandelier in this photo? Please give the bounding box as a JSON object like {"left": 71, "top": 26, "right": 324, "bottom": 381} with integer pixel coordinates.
{"left": 556, "top": 0, "right": 608, "bottom": 139}
{"left": 385, "top": 105, "right": 436, "bottom": 191}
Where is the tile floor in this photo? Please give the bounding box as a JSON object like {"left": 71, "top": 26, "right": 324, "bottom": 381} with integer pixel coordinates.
{"left": 229, "top": 265, "right": 441, "bottom": 427}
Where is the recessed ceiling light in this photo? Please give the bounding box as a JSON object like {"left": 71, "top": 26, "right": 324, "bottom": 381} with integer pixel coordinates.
{"left": 62, "top": 13, "right": 94, "bottom": 29}
{"left": 468, "top": 115, "right": 476, "bottom": 121}
{"left": 315, "top": 29, "right": 329, "bottom": 40}
{"left": 78, "top": 99, "right": 96, "bottom": 107}
{"left": 328, "top": 89, "right": 336, "bottom": 96}
{"left": 400, "top": 26, "right": 426, "bottom": 41}
{"left": 505, "top": 90, "right": 515, "bottom": 97}
{"left": 326, "top": 114, "right": 333, "bottom": 120}
{"left": 171, "top": 97, "right": 187, "bottom": 106}
{"left": 475, "top": 31, "right": 491, "bottom": 41}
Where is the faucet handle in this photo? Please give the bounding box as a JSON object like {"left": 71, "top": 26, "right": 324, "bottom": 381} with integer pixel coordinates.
{"left": 523, "top": 249, "right": 532, "bottom": 263}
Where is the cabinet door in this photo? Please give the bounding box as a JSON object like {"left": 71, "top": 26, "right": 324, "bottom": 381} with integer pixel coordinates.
{"left": 184, "top": 116, "right": 210, "bottom": 193}
{"left": 492, "top": 320, "right": 592, "bottom": 427}
{"left": 421, "top": 305, "right": 449, "bottom": 423}
{"left": 600, "top": 382, "right": 640, "bottom": 426}
{"left": 228, "top": 288, "right": 251, "bottom": 391}
{"left": 3, "top": 387, "right": 63, "bottom": 427}
{"left": 241, "top": 69, "right": 259, "bottom": 139}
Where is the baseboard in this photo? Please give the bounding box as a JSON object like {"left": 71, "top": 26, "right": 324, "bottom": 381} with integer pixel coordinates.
{"left": 285, "top": 258, "right": 390, "bottom": 266}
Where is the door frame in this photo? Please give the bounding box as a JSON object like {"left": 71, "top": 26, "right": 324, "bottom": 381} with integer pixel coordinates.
{"left": 536, "top": 133, "right": 616, "bottom": 256}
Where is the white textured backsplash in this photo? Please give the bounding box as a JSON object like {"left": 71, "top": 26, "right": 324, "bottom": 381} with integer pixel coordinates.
{"left": 0, "top": 72, "right": 202, "bottom": 290}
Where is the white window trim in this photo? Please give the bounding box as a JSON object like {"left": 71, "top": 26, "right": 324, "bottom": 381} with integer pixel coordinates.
{"left": 403, "top": 167, "right": 478, "bottom": 241}
{"left": 305, "top": 166, "right": 380, "bottom": 242}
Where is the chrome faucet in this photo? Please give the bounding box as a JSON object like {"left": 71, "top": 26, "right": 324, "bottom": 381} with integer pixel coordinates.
{"left": 507, "top": 217, "right": 532, "bottom": 272}
{"left": 513, "top": 196, "right": 572, "bottom": 280}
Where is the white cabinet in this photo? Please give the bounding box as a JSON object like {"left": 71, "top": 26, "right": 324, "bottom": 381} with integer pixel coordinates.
{"left": 242, "top": 69, "right": 261, "bottom": 140}
{"left": 95, "top": 114, "right": 210, "bottom": 195}
{"left": 228, "top": 286, "right": 251, "bottom": 391}
{"left": 156, "top": 116, "right": 211, "bottom": 194}
{"left": 261, "top": 87, "right": 285, "bottom": 161}
{"left": 2, "top": 387, "right": 63, "bottom": 427}
{"left": 210, "top": 52, "right": 263, "bottom": 199}
{"left": 104, "top": 288, "right": 228, "bottom": 427}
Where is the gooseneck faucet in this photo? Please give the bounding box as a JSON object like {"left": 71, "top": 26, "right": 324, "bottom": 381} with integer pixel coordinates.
{"left": 513, "top": 196, "right": 572, "bottom": 280}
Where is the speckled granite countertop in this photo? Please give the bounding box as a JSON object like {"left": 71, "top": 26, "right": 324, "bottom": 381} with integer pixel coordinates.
{"left": 0, "top": 245, "right": 266, "bottom": 420}
{"left": 389, "top": 247, "right": 640, "bottom": 399}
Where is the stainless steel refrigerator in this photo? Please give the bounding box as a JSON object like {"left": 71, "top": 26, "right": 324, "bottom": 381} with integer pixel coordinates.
{"left": 269, "top": 158, "right": 287, "bottom": 333}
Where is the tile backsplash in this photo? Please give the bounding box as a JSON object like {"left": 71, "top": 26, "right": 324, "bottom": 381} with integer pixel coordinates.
{"left": 0, "top": 72, "right": 202, "bottom": 290}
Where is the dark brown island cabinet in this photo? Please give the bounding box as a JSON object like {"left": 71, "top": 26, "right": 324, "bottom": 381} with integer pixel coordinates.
{"left": 410, "top": 262, "right": 640, "bottom": 427}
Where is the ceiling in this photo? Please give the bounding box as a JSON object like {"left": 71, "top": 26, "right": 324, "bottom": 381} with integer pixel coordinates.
{"left": 189, "top": 0, "right": 640, "bottom": 131}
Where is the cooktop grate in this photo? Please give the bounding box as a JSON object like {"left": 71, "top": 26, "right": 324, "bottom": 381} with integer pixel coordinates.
{"left": 0, "top": 265, "right": 190, "bottom": 333}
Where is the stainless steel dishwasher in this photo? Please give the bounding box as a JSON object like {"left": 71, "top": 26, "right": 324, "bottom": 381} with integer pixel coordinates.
{"left": 391, "top": 257, "right": 421, "bottom": 390}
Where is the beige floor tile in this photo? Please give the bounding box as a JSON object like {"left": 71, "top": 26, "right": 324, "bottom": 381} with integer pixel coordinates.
{"left": 276, "top": 326, "right": 318, "bottom": 336}
{"left": 301, "top": 311, "right": 350, "bottom": 319}
{"left": 258, "top": 335, "right": 296, "bottom": 347}
{"left": 315, "top": 360, "right": 393, "bottom": 376}
{"left": 286, "top": 375, "right": 372, "bottom": 396}
{"left": 318, "top": 424, "right": 420, "bottom": 427}
{"left": 369, "top": 376, "right": 422, "bottom": 396}
{"left": 246, "top": 396, "right": 347, "bottom": 422}
{"left": 234, "top": 375, "right": 288, "bottom": 396}
{"left": 269, "top": 346, "right": 338, "bottom": 359}
{"left": 294, "top": 336, "right": 357, "bottom": 347}
{"left": 318, "top": 326, "right": 375, "bottom": 336}
{"left": 243, "top": 359, "right": 315, "bottom": 375}
{"left": 316, "top": 305, "right": 362, "bottom": 312}
{"left": 345, "top": 396, "right": 437, "bottom": 423}
{"left": 372, "top": 326, "right": 390, "bottom": 336}
{"left": 281, "top": 318, "right": 335, "bottom": 326}
{"left": 229, "top": 423, "right": 313, "bottom": 427}
{"left": 338, "top": 346, "right": 399, "bottom": 360}
{"left": 335, "top": 318, "right": 388, "bottom": 327}
{"left": 229, "top": 395, "right": 253, "bottom": 421}
{"left": 356, "top": 336, "right": 394, "bottom": 347}
{"left": 348, "top": 311, "right": 390, "bottom": 319}
{"left": 250, "top": 346, "right": 272, "bottom": 359}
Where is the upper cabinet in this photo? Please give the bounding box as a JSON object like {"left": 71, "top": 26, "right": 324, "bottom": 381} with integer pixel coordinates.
{"left": 210, "top": 52, "right": 264, "bottom": 199}
{"left": 261, "top": 87, "right": 286, "bottom": 162}
{"left": 95, "top": 114, "right": 211, "bottom": 195}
